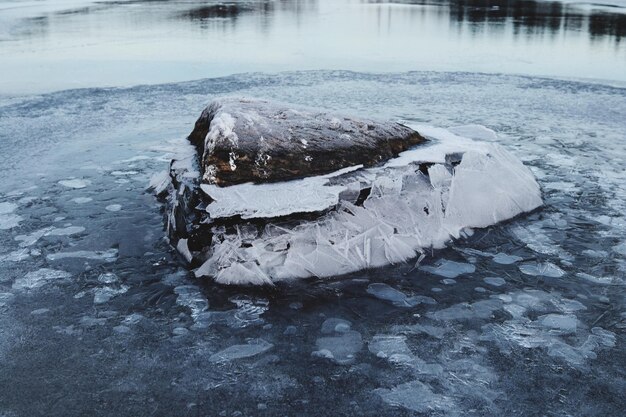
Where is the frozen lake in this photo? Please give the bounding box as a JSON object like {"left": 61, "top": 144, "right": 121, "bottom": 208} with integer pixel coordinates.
{"left": 0, "top": 0, "right": 625, "bottom": 93}
{"left": 1, "top": 1, "right": 626, "bottom": 416}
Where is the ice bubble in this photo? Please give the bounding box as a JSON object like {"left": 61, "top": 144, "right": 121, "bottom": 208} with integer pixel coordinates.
{"left": 105, "top": 204, "right": 122, "bottom": 212}
{"left": 111, "top": 170, "right": 139, "bottom": 176}
{"left": 0, "top": 203, "right": 22, "bottom": 229}
{"left": 368, "top": 335, "right": 413, "bottom": 359}
{"left": 209, "top": 339, "right": 274, "bottom": 363}
{"left": 174, "top": 285, "right": 209, "bottom": 320}
{"left": 0, "top": 213, "right": 22, "bottom": 229}
{"left": 313, "top": 331, "right": 363, "bottom": 365}
{"left": 539, "top": 314, "right": 578, "bottom": 334}
{"left": 113, "top": 325, "right": 132, "bottom": 334}
{"left": 613, "top": 242, "right": 626, "bottom": 256}
{"left": 429, "top": 299, "right": 503, "bottom": 321}
{"left": 46, "top": 248, "right": 118, "bottom": 262}
{"left": 421, "top": 260, "right": 475, "bottom": 278}
{"left": 80, "top": 316, "right": 108, "bottom": 327}
{"left": 492, "top": 253, "right": 523, "bottom": 265}
{"left": 321, "top": 318, "right": 352, "bottom": 334}
{"left": 97, "top": 272, "right": 119, "bottom": 284}
{"left": 16, "top": 226, "right": 85, "bottom": 247}
{"left": 58, "top": 179, "right": 90, "bottom": 189}
{"left": 366, "top": 283, "right": 422, "bottom": 307}
{"left": 581, "top": 249, "right": 608, "bottom": 258}
{"left": 0, "top": 248, "right": 30, "bottom": 262}
{"left": 0, "top": 202, "right": 18, "bottom": 214}
{"left": 93, "top": 285, "right": 129, "bottom": 304}
{"left": 284, "top": 325, "right": 297, "bottom": 335}
{"left": 12, "top": 268, "right": 72, "bottom": 290}
{"left": 448, "top": 124, "right": 497, "bottom": 141}
{"left": 0, "top": 292, "right": 15, "bottom": 308}
{"left": 391, "top": 324, "right": 448, "bottom": 339}
{"left": 374, "top": 380, "right": 455, "bottom": 414}
{"left": 518, "top": 262, "right": 565, "bottom": 278}
{"left": 483, "top": 277, "right": 506, "bottom": 287}
{"left": 576, "top": 272, "right": 615, "bottom": 285}
{"left": 72, "top": 197, "right": 93, "bottom": 204}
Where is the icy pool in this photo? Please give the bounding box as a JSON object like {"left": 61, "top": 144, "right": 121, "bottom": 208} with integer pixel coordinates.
{"left": 1, "top": 70, "right": 625, "bottom": 415}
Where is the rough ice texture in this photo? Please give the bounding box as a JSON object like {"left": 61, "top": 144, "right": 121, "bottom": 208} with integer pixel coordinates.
{"left": 188, "top": 97, "right": 425, "bottom": 186}
{"left": 159, "top": 100, "right": 542, "bottom": 285}
{"left": 13, "top": 268, "right": 72, "bottom": 290}
{"left": 209, "top": 339, "right": 273, "bottom": 363}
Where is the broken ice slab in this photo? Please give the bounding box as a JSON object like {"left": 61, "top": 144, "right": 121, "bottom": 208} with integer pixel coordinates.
{"left": 374, "top": 380, "right": 456, "bottom": 414}
{"left": 518, "top": 262, "right": 565, "bottom": 278}
{"left": 12, "top": 268, "right": 72, "bottom": 290}
{"left": 157, "top": 98, "right": 543, "bottom": 285}
{"left": 312, "top": 330, "right": 363, "bottom": 365}
{"left": 366, "top": 283, "right": 424, "bottom": 308}
{"left": 421, "top": 260, "right": 476, "bottom": 278}
{"left": 209, "top": 339, "right": 274, "bottom": 363}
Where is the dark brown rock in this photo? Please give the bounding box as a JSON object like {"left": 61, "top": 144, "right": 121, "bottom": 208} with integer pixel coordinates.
{"left": 188, "top": 98, "right": 426, "bottom": 186}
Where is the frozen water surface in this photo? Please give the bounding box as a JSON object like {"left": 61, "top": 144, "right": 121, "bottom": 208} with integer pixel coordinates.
{"left": 0, "top": 53, "right": 626, "bottom": 417}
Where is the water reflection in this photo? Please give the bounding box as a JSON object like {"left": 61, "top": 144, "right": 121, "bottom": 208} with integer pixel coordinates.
{"left": 7, "top": 0, "right": 625, "bottom": 43}
{"left": 363, "top": 0, "right": 626, "bottom": 42}
{"left": 1, "top": 0, "right": 625, "bottom": 94}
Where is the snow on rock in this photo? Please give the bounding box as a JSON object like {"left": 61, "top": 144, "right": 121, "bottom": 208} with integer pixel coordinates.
{"left": 187, "top": 97, "right": 425, "bottom": 186}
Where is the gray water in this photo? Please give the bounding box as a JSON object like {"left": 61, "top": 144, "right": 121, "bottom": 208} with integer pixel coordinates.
{"left": 1, "top": 1, "right": 626, "bottom": 417}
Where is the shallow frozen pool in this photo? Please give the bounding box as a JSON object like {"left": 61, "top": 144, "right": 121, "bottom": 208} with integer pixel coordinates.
{"left": 0, "top": 70, "right": 625, "bottom": 415}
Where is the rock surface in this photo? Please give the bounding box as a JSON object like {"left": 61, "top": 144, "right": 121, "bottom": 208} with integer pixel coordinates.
{"left": 187, "top": 97, "right": 426, "bottom": 186}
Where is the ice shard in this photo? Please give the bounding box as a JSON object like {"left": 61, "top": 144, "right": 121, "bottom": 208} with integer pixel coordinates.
{"left": 155, "top": 98, "right": 542, "bottom": 285}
